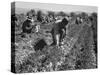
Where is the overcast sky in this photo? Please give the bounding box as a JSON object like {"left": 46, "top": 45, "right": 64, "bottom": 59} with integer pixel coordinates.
{"left": 15, "top": 1, "right": 98, "bottom": 13}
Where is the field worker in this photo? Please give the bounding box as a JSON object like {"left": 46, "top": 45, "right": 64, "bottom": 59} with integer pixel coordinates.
{"left": 22, "top": 16, "right": 33, "bottom": 34}
{"left": 51, "top": 17, "right": 69, "bottom": 46}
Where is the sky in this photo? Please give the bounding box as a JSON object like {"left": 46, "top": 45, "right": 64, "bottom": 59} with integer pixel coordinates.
{"left": 15, "top": 1, "right": 98, "bottom": 13}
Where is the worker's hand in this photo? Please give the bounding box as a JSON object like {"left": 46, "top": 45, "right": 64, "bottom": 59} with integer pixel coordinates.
{"left": 62, "top": 29, "right": 65, "bottom": 34}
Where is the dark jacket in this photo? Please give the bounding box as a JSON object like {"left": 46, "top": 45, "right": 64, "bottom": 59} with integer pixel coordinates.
{"left": 22, "top": 19, "right": 33, "bottom": 33}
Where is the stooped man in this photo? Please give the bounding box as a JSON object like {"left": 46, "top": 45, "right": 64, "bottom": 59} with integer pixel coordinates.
{"left": 51, "top": 17, "right": 69, "bottom": 46}
{"left": 22, "top": 16, "right": 34, "bottom": 34}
